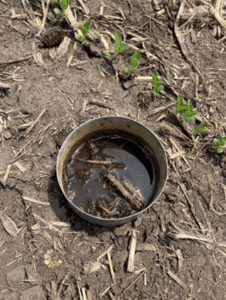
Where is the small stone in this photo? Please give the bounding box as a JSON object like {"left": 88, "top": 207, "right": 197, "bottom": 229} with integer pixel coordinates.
{"left": 209, "top": 106, "right": 214, "bottom": 114}
{"left": 3, "top": 129, "right": 12, "bottom": 139}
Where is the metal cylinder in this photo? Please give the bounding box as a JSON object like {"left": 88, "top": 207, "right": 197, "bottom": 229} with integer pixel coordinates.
{"left": 56, "top": 116, "right": 168, "bottom": 226}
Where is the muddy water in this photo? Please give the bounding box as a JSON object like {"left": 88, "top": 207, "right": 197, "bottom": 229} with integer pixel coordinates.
{"left": 66, "top": 135, "right": 157, "bottom": 218}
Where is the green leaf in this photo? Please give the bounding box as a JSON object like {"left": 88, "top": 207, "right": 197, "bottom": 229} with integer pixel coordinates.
{"left": 176, "top": 104, "right": 188, "bottom": 113}
{"left": 104, "top": 51, "right": 113, "bottom": 58}
{"left": 130, "top": 50, "right": 140, "bottom": 68}
{"left": 177, "top": 94, "right": 183, "bottom": 106}
{"left": 114, "top": 31, "right": 122, "bottom": 51}
{"left": 176, "top": 94, "right": 188, "bottom": 112}
{"left": 151, "top": 73, "right": 164, "bottom": 95}
{"left": 213, "top": 138, "right": 219, "bottom": 146}
{"left": 184, "top": 100, "right": 198, "bottom": 117}
{"left": 151, "top": 73, "right": 158, "bottom": 86}
{"left": 192, "top": 121, "right": 207, "bottom": 135}
{"left": 154, "top": 85, "right": 164, "bottom": 94}
{"left": 124, "top": 67, "right": 131, "bottom": 73}
{"left": 51, "top": 0, "right": 59, "bottom": 3}
{"left": 185, "top": 110, "right": 198, "bottom": 117}
{"left": 80, "top": 20, "right": 92, "bottom": 36}
{"left": 54, "top": 8, "right": 67, "bottom": 17}
{"left": 168, "top": 109, "right": 175, "bottom": 114}
{"left": 182, "top": 116, "right": 195, "bottom": 123}
{"left": 218, "top": 139, "right": 226, "bottom": 147}
{"left": 60, "top": 0, "right": 69, "bottom": 11}
{"left": 75, "top": 34, "right": 85, "bottom": 43}
{"left": 117, "top": 43, "right": 129, "bottom": 54}
{"left": 221, "top": 137, "right": 226, "bottom": 142}
{"left": 132, "top": 69, "right": 140, "bottom": 74}
{"left": 217, "top": 147, "right": 224, "bottom": 153}
{"left": 187, "top": 100, "right": 192, "bottom": 111}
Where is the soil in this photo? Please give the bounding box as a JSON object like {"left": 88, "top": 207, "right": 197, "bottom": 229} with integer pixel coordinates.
{"left": 1, "top": 0, "right": 226, "bottom": 299}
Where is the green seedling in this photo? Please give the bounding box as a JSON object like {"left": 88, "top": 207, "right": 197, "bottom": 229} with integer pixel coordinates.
{"left": 151, "top": 73, "right": 164, "bottom": 96}
{"left": 213, "top": 137, "right": 226, "bottom": 153}
{"left": 169, "top": 94, "right": 207, "bottom": 135}
{"left": 75, "top": 20, "right": 92, "bottom": 44}
{"left": 51, "top": 0, "right": 69, "bottom": 18}
{"left": 181, "top": 100, "right": 198, "bottom": 123}
{"left": 104, "top": 31, "right": 129, "bottom": 60}
{"left": 192, "top": 120, "right": 207, "bottom": 135}
{"left": 124, "top": 50, "right": 140, "bottom": 74}
{"left": 170, "top": 94, "right": 197, "bottom": 122}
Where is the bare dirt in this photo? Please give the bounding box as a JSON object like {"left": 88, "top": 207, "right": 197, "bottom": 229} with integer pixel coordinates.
{"left": 1, "top": 0, "right": 226, "bottom": 299}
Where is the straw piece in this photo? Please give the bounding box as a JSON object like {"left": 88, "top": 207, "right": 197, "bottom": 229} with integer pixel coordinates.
{"left": 97, "top": 245, "right": 113, "bottom": 261}
{"left": 107, "top": 251, "right": 116, "bottom": 285}
{"left": 24, "top": 109, "right": 46, "bottom": 136}
{"left": 1, "top": 164, "right": 11, "bottom": 186}
{"left": 167, "top": 269, "right": 187, "bottom": 289}
{"left": 14, "top": 161, "right": 26, "bottom": 172}
{"left": 127, "top": 229, "right": 137, "bottom": 273}
{"left": 23, "top": 196, "right": 50, "bottom": 206}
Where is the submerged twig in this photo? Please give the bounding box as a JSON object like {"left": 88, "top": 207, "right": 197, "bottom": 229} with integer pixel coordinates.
{"left": 102, "top": 170, "right": 144, "bottom": 210}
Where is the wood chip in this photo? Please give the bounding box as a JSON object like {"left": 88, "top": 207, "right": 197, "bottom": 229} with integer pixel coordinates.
{"left": 83, "top": 261, "right": 101, "bottom": 274}
{"left": 0, "top": 81, "right": 11, "bottom": 89}
{"left": 67, "top": 41, "right": 77, "bottom": 67}
{"left": 87, "top": 290, "right": 92, "bottom": 300}
{"left": 175, "top": 249, "right": 183, "bottom": 269}
{"left": 136, "top": 243, "right": 155, "bottom": 251}
{"left": 57, "top": 36, "right": 72, "bottom": 58}
{"left": 0, "top": 211, "right": 19, "bottom": 236}
{"left": 127, "top": 229, "right": 137, "bottom": 273}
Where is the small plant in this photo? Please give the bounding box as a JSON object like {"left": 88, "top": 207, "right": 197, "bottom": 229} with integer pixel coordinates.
{"left": 170, "top": 94, "right": 207, "bottom": 135}
{"left": 51, "top": 0, "right": 69, "bottom": 18}
{"left": 124, "top": 50, "right": 140, "bottom": 74}
{"left": 213, "top": 137, "right": 226, "bottom": 153}
{"left": 151, "top": 73, "right": 164, "bottom": 96}
{"left": 75, "top": 20, "right": 92, "bottom": 45}
{"left": 192, "top": 120, "right": 207, "bottom": 135}
{"left": 104, "top": 31, "right": 129, "bottom": 60}
{"left": 174, "top": 94, "right": 198, "bottom": 122}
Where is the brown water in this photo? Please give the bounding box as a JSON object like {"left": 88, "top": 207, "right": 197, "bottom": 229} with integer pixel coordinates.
{"left": 66, "top": 135, "right": 157, "bottom": 218}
